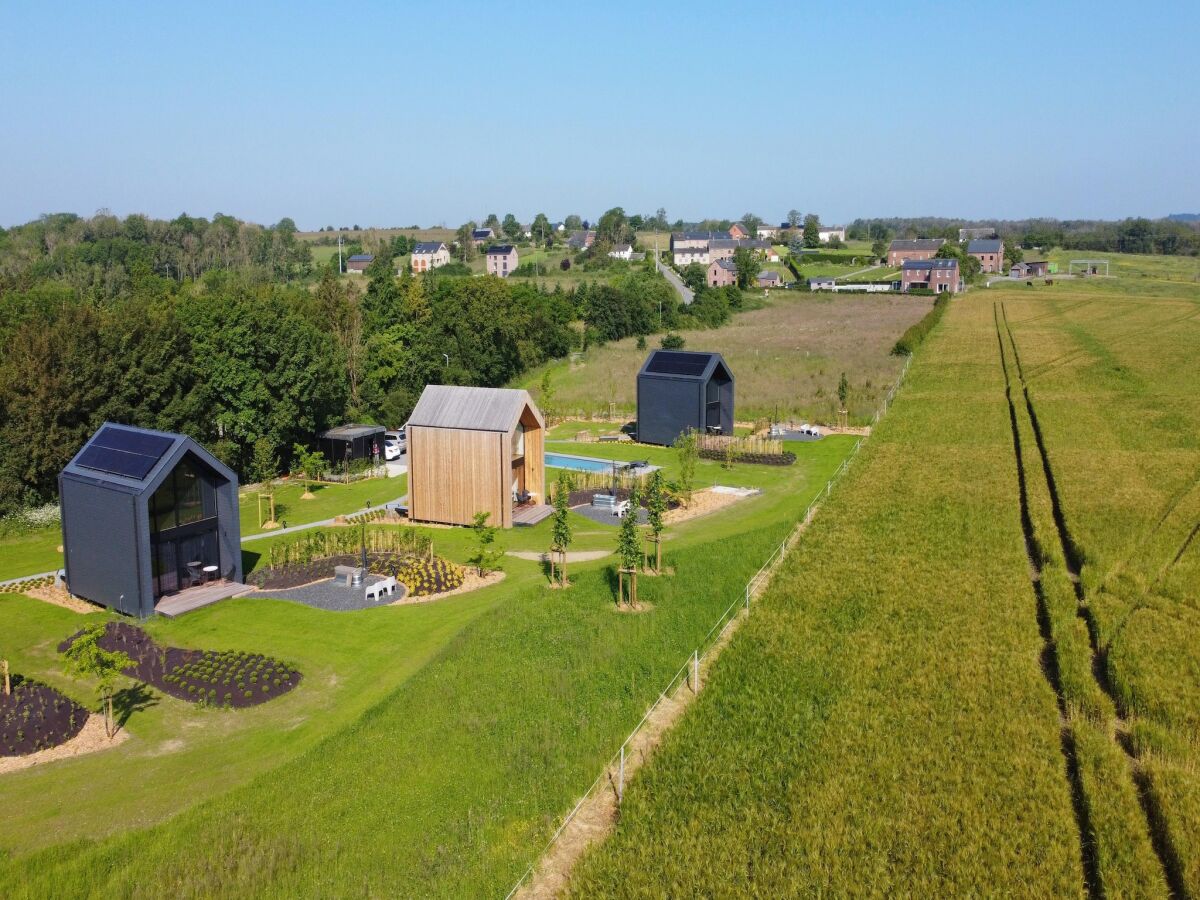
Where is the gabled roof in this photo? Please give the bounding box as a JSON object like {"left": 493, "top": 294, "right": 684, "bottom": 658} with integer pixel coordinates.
{"left": 638, "top": 350, "right": 733, "bottom": 382}
{"left": 673, "top": 230, "right": 727, "bottom": 242}
{"left": 487, "top": 244, "right": 516, "bottom": 255}
{"left": 347, "top": 254, "right": 374, "bottom": 262}
{"left": 757, "top": 270, "right": 782, "bottom": 282}
{"left": 968, "top": 238, "right": 1003, "bottom": 253}
{"left": 471, "top": 228, "right": 494, "bottom": 239}
{"left": 61, "top": 423, "right": 235, "bottom": 496}
{"left": 902, "top": 258, "right": 958, "bottom": 270}
{"left": 319, "top": 424, "right": 385, "bottom": 440}
{"left": 711, "top": 258, "right": 737, "bottom": 271}
{"left": 889, "top": 239, "right": 945, "bottom": 252}
{"left": 407, "top": 385, "right": 543, "bottom": 433}
{"left": 413, "top": 241, "right": 447, "bottom": 254}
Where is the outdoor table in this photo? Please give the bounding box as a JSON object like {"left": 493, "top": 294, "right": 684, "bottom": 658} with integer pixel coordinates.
{"left": 202, "top": 564, "right": 219, "bottom": 583}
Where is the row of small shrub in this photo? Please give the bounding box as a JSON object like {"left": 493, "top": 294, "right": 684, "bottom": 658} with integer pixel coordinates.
{"left": 698, "top": 448, "right": 796, "bottom": 466}
{"left": 3, "top": 575, "right": 54, "bottom": 594}
{"left": 395, "top": 557, "right": 465, "bottom": 596}
{"left": 892, "top": 293, "right": 950, "bottom": 356}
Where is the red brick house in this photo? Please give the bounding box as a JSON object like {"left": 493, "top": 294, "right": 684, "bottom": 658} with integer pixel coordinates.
{"left": 728, "top": 223, "right": 749, "bottom": 239}
{"left": 887, "top": 238, "right": 945, "bottom": 267}
{"left": 967, "top": 238, "right": 1005, "bottom": 273}
{"left": 707, "top": 257, "right": 738, "bottom": 287}
{"left": 901, "top": 258, "right": 960, "bottom": 294}
{"left": 345, "top": 254, "right": 373, "bottom": 274}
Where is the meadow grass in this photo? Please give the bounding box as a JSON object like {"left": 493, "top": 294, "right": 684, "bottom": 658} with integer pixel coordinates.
{"left": 567, "top": 270, "right": 1200, "bottom": 896}
{"left": 0, "top": 525, "right": 63, "bottom": 580}
{"left": 0, "top": 434, "right": 856, "bottom": 896}
{"left": 520, "top": 291, "right": 932, "bottom": 424}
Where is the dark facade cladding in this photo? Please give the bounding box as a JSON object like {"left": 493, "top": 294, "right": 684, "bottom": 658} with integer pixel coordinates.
{"left": 59, "top": 423, "right": 242, "bottom": 617}
{"left": 636, "top": 350, "right": 735, "bottom": 446}
{"left": 317, "top": 424, "right": 385, "bottom": 463}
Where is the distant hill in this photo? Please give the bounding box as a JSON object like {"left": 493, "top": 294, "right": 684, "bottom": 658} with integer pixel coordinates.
{"left": 1167, "top": 213, "right": 1200, "bottom": 222}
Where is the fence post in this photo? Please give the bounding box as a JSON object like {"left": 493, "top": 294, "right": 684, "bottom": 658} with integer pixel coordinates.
{"left": 618, "top": 746, "right": 624, "bottom": 804}
{"left": 692, "top": 649, "right": 699, "bottom": 694}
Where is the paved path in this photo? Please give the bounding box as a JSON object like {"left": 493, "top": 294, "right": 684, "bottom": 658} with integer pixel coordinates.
{"left": 507, "top": 550, "right": 613, "bottom": 563}
{"left": 655, "top": 257, "right": 694, "bottom": 305}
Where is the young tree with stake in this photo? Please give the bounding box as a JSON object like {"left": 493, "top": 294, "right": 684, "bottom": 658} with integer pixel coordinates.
{"left": 470, "top": 511, "right": 503, "bottom": 576}
{"left": 292, "top": 444, "right": 326, "bottom": 500}
{"left": 62, "top": 624, "right": 134, "bottom": 739}
{"left": 550, "top": 472, "right": 573, "bottom": 586}
{"left": 616, "top": 485, "right": 642, "bottom": 606}
{"left": 645, "top": 469, "right": 667, "bottom": 574}
{"left": 676, "top": 429, "right": 698, "bottom": 507}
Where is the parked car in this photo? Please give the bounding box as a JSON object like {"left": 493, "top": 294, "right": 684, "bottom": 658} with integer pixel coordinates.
{"left": 384, "top": 429, "right": 405, "bottom": 460}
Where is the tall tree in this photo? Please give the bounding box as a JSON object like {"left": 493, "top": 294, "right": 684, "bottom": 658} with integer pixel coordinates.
{"left": 788, "top": 209, "right": 802, "bottom": 228}
{"left": 483, "top": 213, "right": 501, "bottom": 230}
{"left": 616, "top": 485, "right": 642, "bottom": 606}
{"left": 564, "top": 214, "right": 583, "bottom": 231}
{"left": 530, "top": 212, "right": 553, "bottom": 245}
{"left": 732, "top": 247, "right": 758, "bottom": 289}
{"left": 502, "top": 213, "right": 522, "bottom": 241}
{"left": 803, "top": 214, "right": 821, "bottom": 248}
{"left": 676, "top": 429, "right": 698, "bottom": 506}
{"left": 740, "top": 212, "right": 764, "bottom": 235}
{"left": 645, "top": 469, "right": 667, "bottom": 574}
{"left": 454, "top": 222, "right": 478, "bottom": 262}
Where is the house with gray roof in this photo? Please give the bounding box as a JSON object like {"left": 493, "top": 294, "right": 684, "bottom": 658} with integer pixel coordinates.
{"left": 887, "top": 239, "right": 946, "bottom": 267}
{"left": 410, "top": 241, "right": 450, "bottom": 273}
{"left": 967, "top": 238, "right": 1005, "bottom": 273}
{"left": 346, "top": 253, "right": 374, "bottom": 274}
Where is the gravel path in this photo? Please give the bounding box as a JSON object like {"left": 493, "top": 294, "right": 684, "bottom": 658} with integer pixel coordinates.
{"left": 247, "top": 575, "right": 407, "bottom": 611}
{"left": 507, "top": 550, "right": 613, "bottom": 563}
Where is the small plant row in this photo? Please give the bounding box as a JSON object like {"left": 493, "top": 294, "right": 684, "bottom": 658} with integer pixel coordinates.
{"left": 698, "top": 447, "right": 796, "bottom": 466}
{"left": 345, "top": 508, "right": 393, "bottom": 525}
{"left": 164, "top": 649, "right": 299, "bottom": 709}
{"left": 58, "top": 621, "right": 301, "bottom": 711}
{"left": 0, "top": 676, "right": 88, "bottom": 757}
{"left": 266, "top": 526, "right": 431, "bottom": 570}
{"left": 394, "top": 557, "right": 465, "bottom": 596}
{"left": 3, "top": 574, "right": 55, "bottom": 594}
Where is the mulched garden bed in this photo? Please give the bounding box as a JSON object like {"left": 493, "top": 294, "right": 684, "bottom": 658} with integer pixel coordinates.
{"left": 250, "top": 551, "right": 464, "bottom": 597}
{"left": 58, "top": 622, "right": 301, "bottom": 710}
{"left": 699, "top": 448, "right": 796, "bottom": 466}
{"left": 1, "top": 675, "right": 89, "bottom": 757}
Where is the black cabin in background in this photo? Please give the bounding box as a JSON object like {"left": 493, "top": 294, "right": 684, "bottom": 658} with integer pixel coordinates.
{"left": 636, "top": 350, "right": 735, "bottom": 446}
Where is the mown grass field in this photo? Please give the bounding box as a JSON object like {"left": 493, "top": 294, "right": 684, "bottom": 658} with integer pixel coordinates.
{"left": 567, "top": 266, "right": 1200, "bottom": 895}
{"left": 519, "top": 290, "right": 932, "bottom": 424}
{"left": 0, "top": 433, "right": 857, "bottom": 896}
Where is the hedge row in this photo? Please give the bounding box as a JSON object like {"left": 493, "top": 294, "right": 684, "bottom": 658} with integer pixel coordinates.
{"left": 892, "top": 293, "right": 950, "bottom": 356}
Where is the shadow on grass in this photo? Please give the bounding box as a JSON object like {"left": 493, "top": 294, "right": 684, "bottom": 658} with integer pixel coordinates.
{"left": 113, "top": 682, "right": 158, "bottom": 729}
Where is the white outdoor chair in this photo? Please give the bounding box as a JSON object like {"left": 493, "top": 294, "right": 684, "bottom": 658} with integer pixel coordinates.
{"left": 613, "top": 500, "right": 631, "bottom": 518}
{"left": 365, "top": 577, "right": 397, "bottom": 602}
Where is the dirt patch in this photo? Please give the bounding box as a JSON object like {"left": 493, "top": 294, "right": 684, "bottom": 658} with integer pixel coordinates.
{"left": 507, "top": 550, "right": 612, "bottom": 563}
{"left": 24, "top": 584, "right": 102, "bottom": 614}
{"left": 59, "top": 622, "right": 301, "bottom": 710}
{"left": 663, "top": 487, "right": 756, "bottom": 525}
{"left": 0, "top": 715, "right": 127, "bottom": 776}
{"left": 388, "top": 569, "right": 505, "bottom": 605}
{"left": 0, "top": 676, "right": 89, "bottom": 757}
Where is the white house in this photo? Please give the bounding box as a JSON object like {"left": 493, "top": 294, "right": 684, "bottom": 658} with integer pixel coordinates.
{"left": 410, "top": 241, "right": 450, "bottom": 273}
{"left": 819, "top": 226, "right": 847, "bottom": 243}
{"left": 757, "top": 225, "right": 779, "bottom": 240}
{"left": 608, "top": 244, "right": 634, "bottom": 260}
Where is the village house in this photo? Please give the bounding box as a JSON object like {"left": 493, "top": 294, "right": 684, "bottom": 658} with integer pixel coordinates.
{"left": 345, "top": 254, "right": 373, "bottom": 274}
{"left": 818, "top": 226, "right": 847, "bottom": 243}
{"left": 708, "top": 257, "right": 738, "bottom": 287}
{"left": 486, "top": 244, "right": 518, "bottom": 277}
{"left": 757, "top": 225, "right": 779, "bottom": 240}
{"left": 728, "top": 223, "right": 749, "bottom": 239}
{"left": 809, "top": 276, "right": 836, "bottom": 291}
{"left": 471, "top": 227, "right": 495, "bottom": 246}
{"left": 901, "top": 258, "right": 960, "bottom": 294}
{"left": 410, "top": 241, "right": 450, "bottom": 273}
{"left": 756, "top": 270, "right": 782, "bottom": 289}
{"left": 887, "top": 238, "right": 946, "bottom": 267}
{"left": 967, "top": 238, "right": 1005, "bottom": 273}
{"left": 608, "top": 244, "right": 634, "bottom": 260}
{"left": 567, "top": 230, "right": 596, "bottom": 251}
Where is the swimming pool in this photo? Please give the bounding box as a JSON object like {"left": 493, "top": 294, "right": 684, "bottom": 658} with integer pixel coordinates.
{"left": 544, "top": 452, "right": 624, "bottom": 473}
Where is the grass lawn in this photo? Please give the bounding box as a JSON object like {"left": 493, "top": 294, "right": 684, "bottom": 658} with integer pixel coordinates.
{"left": 0, "top": 526, "right": 64, "bottom": 580}
{"left": 0, "top": 434, "right": 857, "bottom": 896}
{"left": 518, "top": 290, "right": 931, "bottom": 424}
{"left": 239, "top": 474, "right": 406, "bottom": 537}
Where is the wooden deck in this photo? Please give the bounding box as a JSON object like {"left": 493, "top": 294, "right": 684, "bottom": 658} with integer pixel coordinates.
{"left": 155, "top": 580, "right": 255, "bottom": 618}
{"left": 512, "top": 503, "right": 553, "bottom": 527}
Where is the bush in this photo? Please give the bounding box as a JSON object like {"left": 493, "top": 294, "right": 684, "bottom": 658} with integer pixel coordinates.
{"left": 892, "top": 293, "right": 950, "bottom": 356}
{"left": 660, "top": 332, "right": 685, "bottom": 350}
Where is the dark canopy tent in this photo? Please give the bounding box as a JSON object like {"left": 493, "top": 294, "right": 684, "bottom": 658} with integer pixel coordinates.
{"left": 317, "top": 425, "right": 385, "bottom": 465}
{"left": 636, "top": 350, "right": 735, "bottom": 446}
{"left": 59, "top": 423, "right": 242, "bottom": 618}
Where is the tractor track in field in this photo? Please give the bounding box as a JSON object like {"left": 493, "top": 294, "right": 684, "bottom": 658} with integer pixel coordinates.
{"left": 999, "top": 303, "right": 1190, "bottom": 900}
{"left": 995, "top": 303, "right": 1102, "bottom": 898}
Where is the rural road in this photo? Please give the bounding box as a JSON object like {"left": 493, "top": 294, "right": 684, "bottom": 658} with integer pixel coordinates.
{"left": 655, "top": 256, "right": 694, "bottom": 305}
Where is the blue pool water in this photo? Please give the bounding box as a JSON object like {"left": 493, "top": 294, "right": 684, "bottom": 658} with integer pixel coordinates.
{"left": 545, "top": 453, "right": 622, "bottom": 473}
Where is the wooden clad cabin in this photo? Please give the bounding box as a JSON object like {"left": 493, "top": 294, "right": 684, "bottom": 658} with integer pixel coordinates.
{"left": 406, "top": 385, "right": 545, "bottom": 528}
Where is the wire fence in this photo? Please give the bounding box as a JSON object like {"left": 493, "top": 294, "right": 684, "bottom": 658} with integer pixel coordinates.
{"left": 504, "top": 357, "right": 913, "bottom": 898}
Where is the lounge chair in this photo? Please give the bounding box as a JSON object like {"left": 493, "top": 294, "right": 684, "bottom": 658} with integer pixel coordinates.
{"left": 366, "top": 576, "right": 398, "bottom": 602}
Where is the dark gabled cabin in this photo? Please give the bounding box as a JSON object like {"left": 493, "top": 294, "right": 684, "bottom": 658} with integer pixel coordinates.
{"left": 636, "top": 350, "right": 735, "bottom": 446}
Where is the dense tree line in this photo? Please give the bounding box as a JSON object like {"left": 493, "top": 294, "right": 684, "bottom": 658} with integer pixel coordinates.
{"left": 846, "top": 216, "right": 1200, "bottom": 256}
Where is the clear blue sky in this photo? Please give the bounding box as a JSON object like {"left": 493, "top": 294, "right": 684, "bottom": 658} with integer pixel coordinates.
{"left": 2, "top": 0, "right": 1197, "bottom": 229}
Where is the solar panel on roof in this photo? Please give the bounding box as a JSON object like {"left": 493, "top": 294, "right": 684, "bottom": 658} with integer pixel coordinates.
{"left": 645, "top": 351, "right": 711, "bottom": 377}
{"left": 76, "top": 425, "right": 174, "bottom": 480}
